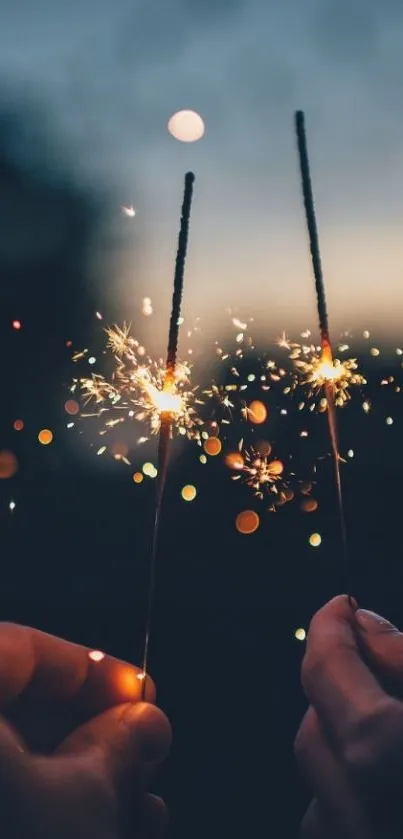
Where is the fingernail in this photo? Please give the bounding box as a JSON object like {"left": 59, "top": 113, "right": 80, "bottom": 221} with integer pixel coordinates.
{"left": 355, "top": 609, "right": 397, "bottom": 631}
{"left": 127, "top": 703, "right": 172, "bottom": 763}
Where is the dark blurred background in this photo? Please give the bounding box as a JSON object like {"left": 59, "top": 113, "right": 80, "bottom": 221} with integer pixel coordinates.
{"left": 1, "top": 101, "right": 403, "bottom": 839}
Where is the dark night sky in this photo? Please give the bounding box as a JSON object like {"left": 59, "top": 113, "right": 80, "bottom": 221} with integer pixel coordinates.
{"left": 2, "top": 4, "right": 403, "bottom": 836}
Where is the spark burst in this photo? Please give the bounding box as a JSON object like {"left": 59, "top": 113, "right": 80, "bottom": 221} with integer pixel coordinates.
{"left": 72, "top": 324, "right": 204, "bottom": 446}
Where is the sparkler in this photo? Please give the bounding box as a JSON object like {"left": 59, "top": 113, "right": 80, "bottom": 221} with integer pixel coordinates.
{"left": 295, "top": 110, "right": 351, "bottom": 594}
{"left": 140, "top": 172, "right": 195, "bottom": 697}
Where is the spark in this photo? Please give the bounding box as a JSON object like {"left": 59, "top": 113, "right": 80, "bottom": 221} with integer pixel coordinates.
{"left": 74, "top": 324, "right": 204, "bottom": 446}
{"left": 122, "top": 205, "right": 136, "bottom": 217}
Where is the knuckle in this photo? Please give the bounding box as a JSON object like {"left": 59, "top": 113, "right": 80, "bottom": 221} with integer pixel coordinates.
{"left": 343, "top": 699, "right": 403, "bottom": 776}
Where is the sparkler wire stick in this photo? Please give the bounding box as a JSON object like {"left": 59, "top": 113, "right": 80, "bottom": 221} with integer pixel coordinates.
{"left": 140, "top": 172, "right": 195, "bottom": 697}
{"left": 294, "top": 111, "right": 351, "bottom": 597}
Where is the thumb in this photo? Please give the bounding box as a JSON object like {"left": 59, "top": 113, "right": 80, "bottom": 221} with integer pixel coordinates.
{"left": 58, "top": 702, "right": 172, "bottom": 786}
{"left": 355, "top": 608, "right": 403, "bottom": 684}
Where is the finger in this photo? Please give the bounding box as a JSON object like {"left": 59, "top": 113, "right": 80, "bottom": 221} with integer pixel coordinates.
{"left": 143, "top": 794, "right": 169, "bottom": 838}
{"left": 355, "top": 609, "right": 403, "bottom": 687}
{"left": 0, "top": 623, "right": 155, "bottom": 713}
{"left": 302, "top": 596, "right": 389, "bottom": 744}
{"left": 57, "top": 702, "right": 172, "bottom": 788}
{"left": 301, "top": 799, "right": 327, "bottom": 838}
{"left": 295, "top": 706, "right": 370, "bottom": 837}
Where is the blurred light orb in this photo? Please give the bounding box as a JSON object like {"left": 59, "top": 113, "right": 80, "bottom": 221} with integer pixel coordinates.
{"left": 301, "top": 498, "right": 318, "bottom": 513}
{"left": 38, "top": 429, "right": 53, "bottom": 446}
{"left": 133, "top": 472, "right": 144, "bottom": 484}
{"left": 309, "top": 532, "right": 322, "bottom": 548}
{"left": 181, "top": 484, "right": 197, "bottom": 502}
{"left": 235, "top": 510, "right": 260, "bottom": 535}
{"left": 199, "top": 454, "right": 207, "bottom": 464}
{"left": 12, "top": 320, "right": 21, "bottom": 330}
{"left": 203, "top": 436, "right": 222, "bottom": 457}
{"left": 9, "top": 500, "right": 16, "bottom": 512}
{"left": 256, "top": 440, "right": 272, "bottom": 457}
{"left": 347, "top": 449, "right": 354, "bottom": 458}
{"left": 88, "top": 650, "right": 105, "bottom": 662}
{"left": 64, "top": 399, "right": 79, "bottom": 416}
{"left": 0, "top": 450, "right": 18, "bottom": 479}
{"left": 269, "top": 459, "right": 284, "bottom": 476}
{"left": 225, "top": 452, "right": 244, "bottom": 470}
{"left": 13, "top": 419, "right": 24, "bottom": 431}
{"left": 370, "top": 347, "right": 380, "bottom": 357}
{"left": 168, "top": 110, "right": 205, "bottom": 143}
{"left": 111, "top": 441, "right": 129, "bottom": 458}
{"left": 295, "top": 628, "right": 306, "bottom": 642}
{"left": 386, "top": 416, "right": 394, "bottom": 425}
{"left": 143, "top": 462, "right": 155, "bottom": 477}
{"left": 247, "top": 400, "right": 267, "bottom": 424}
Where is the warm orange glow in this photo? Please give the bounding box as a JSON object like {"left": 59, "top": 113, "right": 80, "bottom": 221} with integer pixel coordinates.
{"left": 181, "top": 484, "right": 197, "bottom": 501}
{"left": 247, "top": 400, "right": 267, "bottom": 424}
{"left": 116, "top": 666, "right": 141, "bottom": 697}
{"left": 12, "top": 320, "right": 21, "bottom": 330}
{"left": 111, "top": 441, "right": 129, "bottom": 458}
{"left": 225, "top": 452, "right": 244, "bottom": 470}
{"left": 301, "top": 498, "right": 318, "bottom": 513}
{"left": 13, "top": 419, "right": 24, "bottom": 431}
{"left": 268, "top": 459, "right": 284, "bottom": 476}
{"left": 133, "top": 472, "right": 144, "bottom": 484}
{"left": 0, "top": 450, "right": 18, "bottom": 479}
{"left": 204, "top": 437, "right": 222, "bottom": 456}
{"left": 256, "top": 440, "right": 272, "bottom": 457}
{"left": 64, "top": 399, "right": 79, "bottom": 416}
{"left": 235, "top": 510, "right": 260, "bottom": 535}
{"left": 309, "top": 533, "right": 322, "bottom": 547}
{"left": 38, "top": 429, "right": 53, "bottom": 445}
{"left": 88, "top": 650, "right": 105, "bottom": 662}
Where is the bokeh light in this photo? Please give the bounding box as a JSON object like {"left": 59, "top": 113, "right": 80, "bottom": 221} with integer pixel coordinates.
{"left": 13, "top": 419, "right": 24, "bottom": 431}
{"left": 0, "top": 450, "right": 18, "bottom": 479}
{"left": 38, "top": 429, "right": 53, "bottom": 446}
{"left": 168, "top": 110, "right": 205, "bottom": 142}
{"left": 143, "top": 462, "right": 157, "bottom": 478}
{"left": 309, "top": 532, "right": 322, "bottom": 547}
{"left": 225, "top": 451, "right": 244, "bottom": 470}
{"left": 181, "top": 484, "right": 197, "bottom": 502}
{"left": 247, "top": 400, "right": 267, "bottom": 424}
{"left": 301, "top": 498, "right": 318, "bottom": 513}
{"left": 204, "top": 436, "right": 222, "bottom": 457}
{"left": 235, "top": 510, "right": 260, "bottom": 534}
{"left": 64, "top": 399, "right": 79, "bottom": 416}
{"left": 133, "top": 472, "right": 144, "bottom": 484}
{"left": 295, "top": 628, "right": 306, "bottom": 641}
{"left": 88, "top": 650, "right": 105, "bottom": 662}
{"left": 111, "top": 441, "right": 129, "bottom": 458}
{"left": 12, "top": 320, "right": 21, "bottom": 330}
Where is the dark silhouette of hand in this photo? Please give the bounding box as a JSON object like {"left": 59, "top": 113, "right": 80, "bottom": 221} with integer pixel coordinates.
{"left": 0, "top": 623, "right": 171, "bottom": 839}
{"left": 296, "top": 595, "right": 403, "bottom": 838}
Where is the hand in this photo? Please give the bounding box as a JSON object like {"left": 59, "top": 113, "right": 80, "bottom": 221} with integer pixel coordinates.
{"left": 295, "top": 595, "right": 403, "bottom": 838}
{"left": 0, "top": 622, "right": 172, "bottom": 839}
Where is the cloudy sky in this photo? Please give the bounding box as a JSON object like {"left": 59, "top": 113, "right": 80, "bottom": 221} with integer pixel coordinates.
{"left": 2, "top": 0, "right": 403, "bottom": 346}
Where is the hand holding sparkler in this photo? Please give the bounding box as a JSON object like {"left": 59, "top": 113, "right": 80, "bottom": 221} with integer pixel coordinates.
{"left": 296, "top": 595, "right": 403, "bottom": 838}
{"left": 0, "top": 623, "right": 171, "bottom": 839}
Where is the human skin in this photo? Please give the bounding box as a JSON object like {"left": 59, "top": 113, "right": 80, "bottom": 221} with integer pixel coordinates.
{"left": 0, "top": 623, "right": 172, "bottom": 839}
{"left": 296, "top": 595, "right": 403, "bottom": 838}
